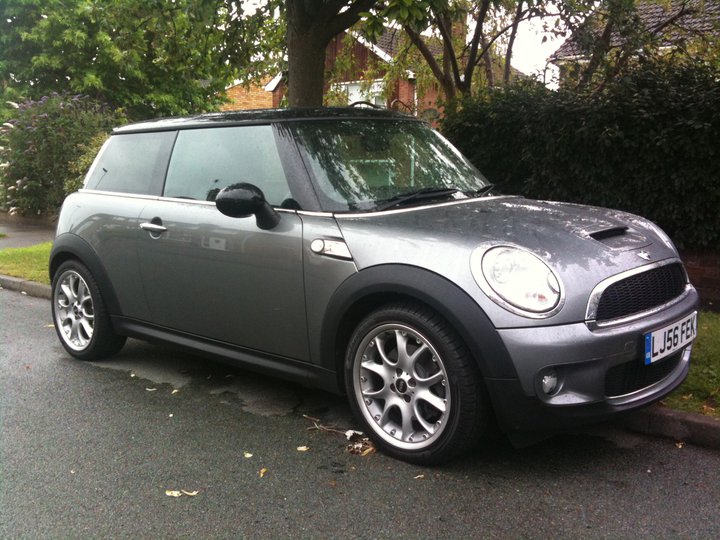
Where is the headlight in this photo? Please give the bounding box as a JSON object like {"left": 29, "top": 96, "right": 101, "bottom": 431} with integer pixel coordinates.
{"left": 471, "top": 246, "right": 563, "bottom": 317}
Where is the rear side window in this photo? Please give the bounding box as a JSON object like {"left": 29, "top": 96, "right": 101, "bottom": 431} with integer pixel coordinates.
{"left": 163, "top": 126, "right": 290, "bottom": 206}
{"left": 85, "top": 131, "right": 176, "bottom": 195}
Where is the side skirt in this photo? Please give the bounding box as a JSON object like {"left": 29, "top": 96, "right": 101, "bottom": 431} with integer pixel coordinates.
{"left": 112, "top": 316, "right": 340, "bottom": 394}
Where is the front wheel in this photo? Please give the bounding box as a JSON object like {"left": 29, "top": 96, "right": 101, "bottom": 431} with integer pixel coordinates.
{"left": 345, "top": 303, "right": 488, "bottom": 464}
{"left": 51, "top": 260, "right": 126, "bottom": 360}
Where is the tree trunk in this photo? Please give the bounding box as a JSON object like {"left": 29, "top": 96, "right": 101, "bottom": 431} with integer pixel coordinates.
{"left": 284, "top": 0, "right": 377, "bottom": 108}
{"left": 286, "top": 27, "right": 326, "bottom": 107}
{"left": 504, "top": 1, "right": 524, "bottom": 85}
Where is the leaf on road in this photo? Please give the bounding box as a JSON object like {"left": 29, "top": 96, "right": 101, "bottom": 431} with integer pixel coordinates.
{"left": 171, "top": 389, "right": 179, "bottom": 395}
{"left": 414, "top": 474, "right": 425, "bottom": 479}
{"left": 347, "top": 437, "right": 376, "bottom": 456}
{"left": 243, "top": 452, "right": 253, "bottom": 458}
{"left": 297, "top": 446, "right": 310, "bottom": 452}
{"left": 165, "top": 489, "right": 200, "bottom": 498}
{"left": 675, "top": 441, "right": 686, "bottom": 449}
{"left": 168, "top": 414, "right": 174, "bottom": 418}
{"left": 45, "top": 324, "right": 54, "bottom": 328}
{"left": 146, "top": 387, "right": 157, "bottom": 392}
{"left": 345, "top": 430, "right": 364, "bottom": 441}
{"left": 259, "top": 467, "right": 268, "bottom": 478}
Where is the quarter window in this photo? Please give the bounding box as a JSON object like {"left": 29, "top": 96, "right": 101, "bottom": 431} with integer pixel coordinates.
{"left": 163, "top": 126, "right": 291, "bottom": 206}
{"left": 84, "top": 132, "right": 175, "bottom": 195}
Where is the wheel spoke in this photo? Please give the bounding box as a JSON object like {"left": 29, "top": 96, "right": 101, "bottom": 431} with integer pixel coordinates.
{"left": 412, "top": 401, "right": 437, "bottom": 434}
{"left": 374, "top": 335, "right": 395, "bottom": 367}
{"left": 60, "top": 282, "right": 75, "bottom": 304}
{"left": 416, "top": 389, "right": 447, "bottom": 414}
{"left": 394, "top": 330, "right": 412, "bottom": 372}
{"left": 361, "top": 358, "right": 391, "bottom": 382}
{"left": 79, "top": 318, "right": 93, "bottom": 340}
{"left": 416, "top": 370, "right": 444, "bottom": 387}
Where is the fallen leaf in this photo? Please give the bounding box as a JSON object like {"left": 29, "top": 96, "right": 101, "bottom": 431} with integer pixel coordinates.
{"left": 45, "top": 324, "right": 54, "bottom": 328}
{"left": 675, "top": 441, "right": 685, "bottom": 449}
{"left": 414, "top": 474, "right": 425, "bottom": 479}
{"left": 259, "top": 468, "right": 268, "bottom": 478}
{"left": 146, "top": 387, "right": 157, "bottom": 392}
{"left": 130, "top": 373, "right": 136, "bottom": 378}
{"left": 168, "top": 414, "right": 174, "bottom": 418}
{"left": 165, "top": 489, "right": 199, "bottom": 498}
{"left": 297, "top": 446, "right": 310, "bottom": 452}
{"left": 20, "top": 291, "right": 27, "bottom": 295}
{"left": 171, "top": 389, "right": 179, "bottom": 395}
{"left": 243, "top": 452, "right": 253, "bottom": 458}
{"left": 360, "top": 445, "right": 376, "bottom": 457}
{"left": 345, "top": 429, "right": 364, "bottom": 441}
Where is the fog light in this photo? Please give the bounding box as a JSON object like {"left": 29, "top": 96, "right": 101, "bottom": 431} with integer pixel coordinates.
{"left": 541, "top": 370, "right": 558, "bottom": 395}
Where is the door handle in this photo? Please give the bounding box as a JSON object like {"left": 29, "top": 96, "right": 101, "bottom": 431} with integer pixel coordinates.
{"left": 139, "top": 222, "right": 167, "bottom": 234}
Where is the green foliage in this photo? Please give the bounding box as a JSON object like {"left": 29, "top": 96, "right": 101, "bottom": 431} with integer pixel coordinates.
{"left": 0, "top": 94, "right": 124, "bottom": 217}
{"left": 0, "top": 0, "right": 239, "bottom": 118}
{"left": 66, "top": 132, "right": 109, "bottom": 195}
{"left": 442, "top": 60, "right": 720, "bottom": 250}
{"left": 664, "top": 311, "right": 720, "bottom": 419}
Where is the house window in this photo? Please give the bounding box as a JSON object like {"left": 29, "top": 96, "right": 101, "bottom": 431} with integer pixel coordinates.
{"left": 335, "top": 80, "right": 385, "bottom": 107}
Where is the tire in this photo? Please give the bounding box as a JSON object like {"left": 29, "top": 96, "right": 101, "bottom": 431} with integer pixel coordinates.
{"left": 51, "top": 260, "right": 126, "bottom": 360}
{"left": 344, "top": 302, "right": 488, "bottom": 464}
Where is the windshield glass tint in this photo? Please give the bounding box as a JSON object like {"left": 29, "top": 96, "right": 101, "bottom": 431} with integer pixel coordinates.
{"left": 287, "top": 119, "right": 490, "bottom": 212}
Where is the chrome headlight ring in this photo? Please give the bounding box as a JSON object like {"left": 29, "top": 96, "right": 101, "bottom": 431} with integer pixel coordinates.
{"left": 470, "top": 245, "right": 565, "bottom": 319}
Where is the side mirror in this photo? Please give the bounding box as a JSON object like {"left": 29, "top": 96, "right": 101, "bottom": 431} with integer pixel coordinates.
{"left": 215, "top": 183, "right": 281, "bottom": 230}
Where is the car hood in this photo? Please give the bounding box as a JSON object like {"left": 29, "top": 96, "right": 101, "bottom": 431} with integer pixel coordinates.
{"left": 334, "top": 196, "right": 681, "bottom": 326}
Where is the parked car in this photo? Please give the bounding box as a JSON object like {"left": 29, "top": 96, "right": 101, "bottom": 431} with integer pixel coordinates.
{"left": 50, "top": 107, "right": 699, "bottom": 464}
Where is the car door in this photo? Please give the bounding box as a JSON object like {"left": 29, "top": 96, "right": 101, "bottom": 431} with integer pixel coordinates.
{"left": 135, "top": 124, "right": 309, "bottom": 361}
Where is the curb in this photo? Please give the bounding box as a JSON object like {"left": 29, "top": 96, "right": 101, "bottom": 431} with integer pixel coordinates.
{"left": 620, "top": 404, "right": 720, "bottom": 450}
{"left": 0, "top": 274, "right": 51, "bottom": 299}
{"left": 2, "top": 273, "right": 719, "bottom": 452}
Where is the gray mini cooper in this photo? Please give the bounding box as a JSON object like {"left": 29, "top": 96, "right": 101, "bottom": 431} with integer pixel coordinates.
{"left": 50, "top": 107, "right": 699, "bottom": 464}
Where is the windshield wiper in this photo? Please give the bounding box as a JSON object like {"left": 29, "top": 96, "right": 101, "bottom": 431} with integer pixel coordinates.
{"left": 467, "top": 183, "right": 495, "bottom": 197}
{"left": 374, "top": 187, "right": 461, "bottom": 212}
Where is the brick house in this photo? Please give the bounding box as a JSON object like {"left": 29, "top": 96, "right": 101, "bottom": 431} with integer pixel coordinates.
{"left": 550, "top": 0, "right": 720, "bottom": 80}
{"left": 222, "top": 28, "right": 442, "bottom": 121}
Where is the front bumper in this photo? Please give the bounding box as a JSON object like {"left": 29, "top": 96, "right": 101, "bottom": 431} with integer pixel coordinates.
{"left": 485, "top": 286, "right": 699, "bottom": 434}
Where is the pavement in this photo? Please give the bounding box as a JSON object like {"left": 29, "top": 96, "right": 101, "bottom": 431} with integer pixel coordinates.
{"left": 1, "top": 220, "right": 718, "bottom": 452}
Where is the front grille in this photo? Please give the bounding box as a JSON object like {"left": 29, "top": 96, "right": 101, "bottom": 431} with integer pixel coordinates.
{"left": 605, "top": 351, "right": 682, "bottom": 397}
{"left": 596, "top": 263, "right": 686, "bottom": 321}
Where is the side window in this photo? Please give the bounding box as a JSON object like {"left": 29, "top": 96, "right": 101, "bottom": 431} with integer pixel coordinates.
{"left": 84, "top": 131, "right": 175, "bottom": 195}
{"left": 163, "top": 126, "right": 291, "bottom": 206}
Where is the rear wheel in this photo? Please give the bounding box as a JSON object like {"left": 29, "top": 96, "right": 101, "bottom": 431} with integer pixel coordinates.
{"left": 345, "top": 303, "right": 487, "bottom": 464}
{"left": 52, "top": 260, "right": 126, "bottom": 360}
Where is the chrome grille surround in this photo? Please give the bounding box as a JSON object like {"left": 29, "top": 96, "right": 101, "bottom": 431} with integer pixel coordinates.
{"left": 586, "top": 259, "right": 690, "bottom": 329}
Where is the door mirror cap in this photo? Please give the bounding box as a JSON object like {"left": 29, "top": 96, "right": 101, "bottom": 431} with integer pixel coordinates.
{"left": 215, "top": 183, "right": 281, "bottom": 230}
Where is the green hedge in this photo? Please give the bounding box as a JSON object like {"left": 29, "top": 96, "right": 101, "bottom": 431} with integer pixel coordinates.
{"left": 442, "top": 61, "right": 720, "bottom": 250}
{"left": 0, "top": 94, "right": 124, "bottom": 216}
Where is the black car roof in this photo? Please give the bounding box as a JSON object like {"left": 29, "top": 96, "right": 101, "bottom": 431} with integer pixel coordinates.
{"left": 113, "top": 106, "right": 420, "bottom": 134}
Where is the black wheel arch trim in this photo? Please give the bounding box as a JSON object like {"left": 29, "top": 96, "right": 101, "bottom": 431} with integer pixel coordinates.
{"left": 319, "top": 264, "right": 518, "bottom": 382}
{"left": 49, "top": 233, "right": 122, "bottom": 316}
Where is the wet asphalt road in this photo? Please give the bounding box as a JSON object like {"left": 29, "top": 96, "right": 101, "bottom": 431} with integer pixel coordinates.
{"left": 1, "top": 289, "right": 719, "bottom": 539}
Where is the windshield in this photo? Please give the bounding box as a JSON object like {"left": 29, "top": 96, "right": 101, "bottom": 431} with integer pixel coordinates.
{"left": 286, "top": 119, "right": 491, "bottom": 212}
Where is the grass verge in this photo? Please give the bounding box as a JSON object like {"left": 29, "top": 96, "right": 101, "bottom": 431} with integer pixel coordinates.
{"left": 0, "top": 241, "right": 718, "bottom": 418}
{"left": 0, "top": 241, "right": 52, "bottom": 284}
{"left": 663, "top": 310, "right": 720, "bottom": 419}
{"left": 0, "top": 233, "right": 7, "bottom": 238}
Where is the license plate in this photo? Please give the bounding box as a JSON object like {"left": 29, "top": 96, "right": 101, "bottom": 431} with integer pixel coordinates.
{"left": 644, "top": 311, "right": 697, "bottom": 365}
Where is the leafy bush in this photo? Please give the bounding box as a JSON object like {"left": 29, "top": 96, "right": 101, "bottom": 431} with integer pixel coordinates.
{"left": 0, "top": 94, "right": 124, "bottom": 216}
{"left": 442, "top": 61, "right": 720, "bottom": 250}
